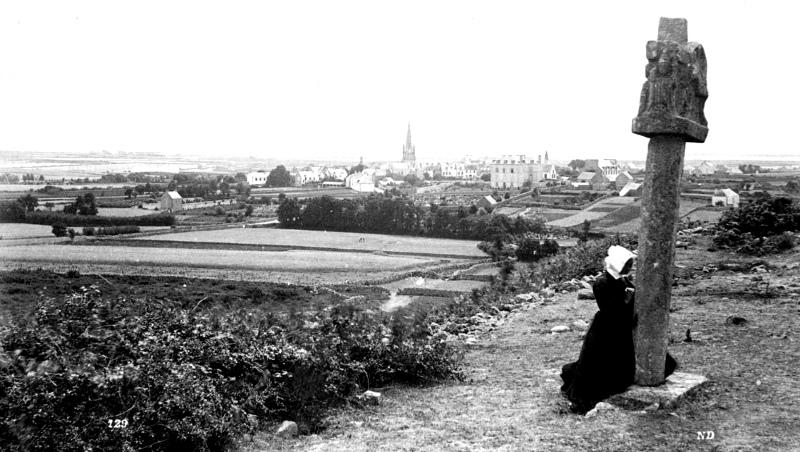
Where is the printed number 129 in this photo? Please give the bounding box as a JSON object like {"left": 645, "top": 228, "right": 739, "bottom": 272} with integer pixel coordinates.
{"left": 108, "top": 419, "right": 129, "bottom": 428}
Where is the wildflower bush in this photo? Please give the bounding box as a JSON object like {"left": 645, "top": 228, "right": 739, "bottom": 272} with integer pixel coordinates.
{"left": 0, "top": 287, "right": 462, "bottom": 451}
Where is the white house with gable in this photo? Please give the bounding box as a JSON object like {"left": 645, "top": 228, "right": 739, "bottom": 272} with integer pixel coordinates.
{"left": 711, "top": 188, "right": 739, "bottom": 208}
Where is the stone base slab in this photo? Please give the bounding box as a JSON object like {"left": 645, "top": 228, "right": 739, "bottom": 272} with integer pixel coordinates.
{"left": 607, "top": 372, "right": 707, "bottom": 410}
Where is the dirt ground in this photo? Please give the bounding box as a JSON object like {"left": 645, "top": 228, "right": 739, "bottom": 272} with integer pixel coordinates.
{"left": 239, "top": 239, "right": 800, "bottom": 452}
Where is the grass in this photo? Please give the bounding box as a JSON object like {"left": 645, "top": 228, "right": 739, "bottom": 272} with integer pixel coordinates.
{"left": 0, "top": 244, "right": 442, "bottom": 273}
{"left": 97, "top": 207, "right": 159, "bottom": 217}
{"left": 132, "top": 228, "right": 487, "bottom": 258}
{"left": 0, "top": 223, "right": 55, "bottom": 239}
{"left": 0, "top": 269, "right": 391, "bottom": 328}
{"left": 237, "top": 239, "right": 800, "bottom": 451}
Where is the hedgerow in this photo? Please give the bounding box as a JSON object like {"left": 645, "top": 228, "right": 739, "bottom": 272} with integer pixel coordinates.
{"left": 0, "top": 286, "right": 462, "bottom": 451}
{"left": 18, "top": 211, "right": 175, "bottom": 227}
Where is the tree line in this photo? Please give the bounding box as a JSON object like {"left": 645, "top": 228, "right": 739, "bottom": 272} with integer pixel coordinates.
{"left": 277, "top": 194, "right": 545, "bottom": 241}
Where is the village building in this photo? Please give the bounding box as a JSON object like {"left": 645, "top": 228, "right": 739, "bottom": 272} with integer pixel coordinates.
{"left": 621, "top": 162, "right": 643, "bottom": 174}
{"left": 590, "top": 171, "right": 611, "bottom": 191}
{"left": 541, "top": 164, "right": 558, "bottom": 180}
{"left": 489, "top": 154, "right": 547, "bottom": 189}
{"left": 476, "top": 195, "right": 498, "bottom": 210}
{"left": 585, "top": 159, "right": 621, "bottom": 178}
{"left": 711, "top": 188, "right": 740, "bottom": 208}
{"left": 246, "top": 171, "right": 269, "bottom": 186}
{"left": 323, "top": 167, "right": 349, "bottom": 181}
{"left": 161, "top": 191, "right": 182, "bottom": 212}
{"left": 619, "top": 181, "right": 643, "bottom": 197}
{"left": 693, "top": 161, "right": 716, "bottom": 175}
{"left": 345, "top": 172, "right": 379, "bottom": 193}
{"left": 615, "top": 171, "right": 635, "bottom": 189}
{"left": 292, "top": 170, "right": 320, "bottom": 187}
{"left": 576, "top": 171, "right": 596, "bottom": 185}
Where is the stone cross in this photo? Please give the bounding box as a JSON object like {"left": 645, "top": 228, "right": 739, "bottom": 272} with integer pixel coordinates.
{"left": 632, "top": 17, "right": 708, "bottom": 386}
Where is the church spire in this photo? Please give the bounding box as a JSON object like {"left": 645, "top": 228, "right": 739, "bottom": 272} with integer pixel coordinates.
{"left": 402, "top": 122, "right": 416, "bottom": 165}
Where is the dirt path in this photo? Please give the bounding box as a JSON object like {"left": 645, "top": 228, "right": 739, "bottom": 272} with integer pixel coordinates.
{"left": 240, "top": 245, "right": 800, "bottom": 451}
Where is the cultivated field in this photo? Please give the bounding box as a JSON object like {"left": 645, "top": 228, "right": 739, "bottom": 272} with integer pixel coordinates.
{"left": 0, "top": 245, "right": 441, "bottom": 273}
{"left": 97, "top": 207, "right": 159, "bottom": 217}
{"left": 0, "top": 223, "right": 55, "bottom": 239}
{"left": 133, "top": 228, "right": 487, "bottom": 258}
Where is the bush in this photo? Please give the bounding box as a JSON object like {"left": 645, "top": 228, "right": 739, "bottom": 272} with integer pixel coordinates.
{"left": 18, "top": 211, "right": 175, "bottom": 227}
{"left": 51, "top": 223, "right": 67, "bottom": 237}
{"left": 522, "top": 235, "right": 637, "bottom": 290}
{"left": 516, "top": 238, "right": 560, "bottom": 262}
{"left": 82, "top": 227, "right": 95, "bottom": 236}
{"left": 0, "top": 288, "right": 462, "bottom": 450}
{"left": 95, "top": 225, "right": 141, "bottom": 236}
{"left": 713, "top": 197, "right": 799, "bottom": 254}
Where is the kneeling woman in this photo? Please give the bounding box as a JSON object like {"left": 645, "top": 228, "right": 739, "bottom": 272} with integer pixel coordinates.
{"left": 560, "top": 245, "right": 677, "bottom": 413}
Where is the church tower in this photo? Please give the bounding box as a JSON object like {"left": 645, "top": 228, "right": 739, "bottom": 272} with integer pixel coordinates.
{"left": 402, "top": 122, "right": 416, "bottom": 165}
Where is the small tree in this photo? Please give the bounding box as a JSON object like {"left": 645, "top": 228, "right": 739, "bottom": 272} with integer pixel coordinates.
{"left": 277, "top": 197, "right": 302, "bottom": 227}
{"left": 17, "top": 194, "right": 39, "bottom": 213}
{"left": 245, "top": 204, "right": 254, "bottom": 217}
{"left": 52, "top": 223, "right": 68, "bottom": 237}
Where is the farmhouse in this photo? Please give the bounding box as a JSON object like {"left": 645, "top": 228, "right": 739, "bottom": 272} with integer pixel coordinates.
{"left": 615, "top": 171, "right": 634, "bottom": 189}
{"left": 161, "top": 191, "right": 182, "bottom": 212}
{"left": 246, "top": 171, "right": 269, "bottom": 186}
{"left": 476, "top": 195, "right": 498, "bottom": 209}
{"left": 619, "top": 181, "right": 643, "bottom": 197}
{"left": 711, "top": 189, "right": 740, "bottom": 208}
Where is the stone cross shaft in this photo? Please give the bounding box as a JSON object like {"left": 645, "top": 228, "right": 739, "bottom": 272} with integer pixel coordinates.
{"left": 632, "top": 17, "right": 708, "bottom": 386}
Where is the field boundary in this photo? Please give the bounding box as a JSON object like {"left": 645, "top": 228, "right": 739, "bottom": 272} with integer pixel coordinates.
{"left": 79, "top": 238, "right": 489, "bottom": 260}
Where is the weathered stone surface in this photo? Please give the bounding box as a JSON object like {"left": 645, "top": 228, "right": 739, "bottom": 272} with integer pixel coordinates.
{"left": 572, "top": 320, "right": 590, "bottom": 331}
{"left": 276, "top": 420, "right": 298, "bottom": 437}
{"left": 632, "top": 18, "right": 708, "bottom": 386}
{"left": 360, "top": 390, "right": 382, "bottom": 405}
{"left": 577, "top": 289, "right": 595, "bottom": 300}
{"left": 632, "top": 18, "right": 708, "bottom": 143}
{"left": 607, "top": 372, "right": 707, "bottom": 410}
{"left": 584, "top": 402, "right": 619, "bottom": 418}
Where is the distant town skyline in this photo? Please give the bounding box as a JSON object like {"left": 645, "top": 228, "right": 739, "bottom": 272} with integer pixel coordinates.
{"left": 1, "top": 1, "right": 797, "bottom": 163}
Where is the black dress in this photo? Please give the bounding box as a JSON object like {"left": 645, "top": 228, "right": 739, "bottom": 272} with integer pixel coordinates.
{"left": 560, "top": 271, "right": 677, "bottom": 413}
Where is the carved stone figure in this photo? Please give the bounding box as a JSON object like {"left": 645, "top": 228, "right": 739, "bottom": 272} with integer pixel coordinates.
{"left": 633, "top": 26, "right": 708, "bottom": 143}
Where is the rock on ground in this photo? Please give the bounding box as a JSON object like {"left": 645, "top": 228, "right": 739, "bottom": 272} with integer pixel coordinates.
{"left": 276, "top": 420, "right": 298, "bottom": 437}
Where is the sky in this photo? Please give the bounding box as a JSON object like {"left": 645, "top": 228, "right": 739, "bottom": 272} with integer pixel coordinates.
{"left": 0, "top": 0, "right": 797, "bottom": 163}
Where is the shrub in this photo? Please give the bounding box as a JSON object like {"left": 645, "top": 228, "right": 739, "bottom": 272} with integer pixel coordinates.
{"left": 522, "top": 235, "right": 638, "bottom": 290}
{"left": 17, "top": 211, "right": 175, "bottom": 227}
{"left": 51, "top": 223, "right": 67, "bottom": 237}
{"left": 515, "top": 238, "right": 560, "bottom": 262}
{"left": 96, "top": 225, "right": 141, "bottom": 236}
{"left": 0, "top": 288, "right": 462, "bottom": 450}
{"left": 713, "top": 197, "right": 799, "bottom": 254}
{"left": 82, "top": 227, "right": 95, "bottom": 236}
